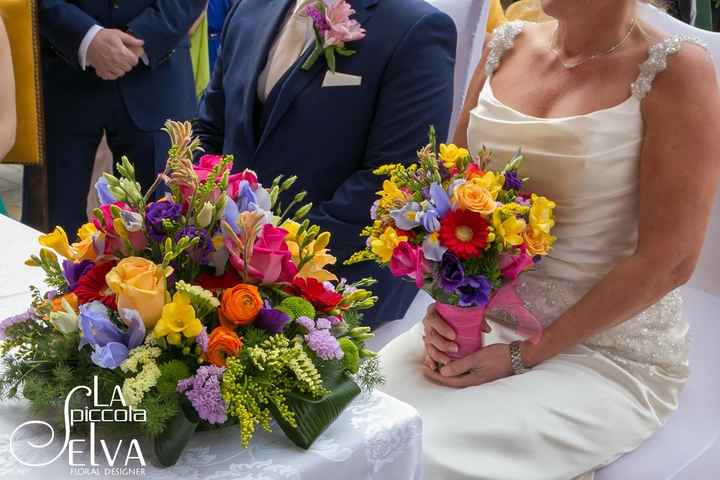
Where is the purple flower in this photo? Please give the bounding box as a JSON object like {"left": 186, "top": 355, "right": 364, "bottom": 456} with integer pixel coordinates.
{"left": 439, "top": 253, "right": 464, "bottom": 293}
{"left": 326, "top": 315, "right": 342, "bottom": 326}
{"left": 390, "top": 202, "right": 422, "bottom": 231}
{"left": 255, "top": 307, "right": 291, "bottom": 334}
{"left": 457, "top": 275, "right": 492, "bottom": 307}
{"left": 196, "top": 326, "right": 209, "bottom": 353}
{"left": 78, "top": 301, "right": 145, "bottom": 369}
{"left": 429, "top": 183, "right": 451, "bottom": 218}
{"left": 296, "top": 316, "right": 315, "bottom": 332}
{"left": 315, "top": 317, "right": 332, "bottom": 330}
{"left": 145, "top": 200, "right": 182, "bottom": 241}
{"left": 62, "top": 260, "right": 94, "bottom": 291}
{"left": 95, "top": 176, "right": 117, "bottom": 205}
{"left": 306, "top": 5, "right": 331, "bottom": 33}
{"left": 305, "top": 329, "right": 344, "bottom": 361}
{"left": 504, "top": 171, "right": 523, "bottom": 191}
{"left": 176, "top": 226, "right": 214, "bottom": 263}
{"left": 177, "top": 365, "right": 227, "bottom": 424}
{"left": 420, "top": 208, "right": 440, "bottom": 233}
{"left": 0, "top": 310, "right": 32, "bottom": 340}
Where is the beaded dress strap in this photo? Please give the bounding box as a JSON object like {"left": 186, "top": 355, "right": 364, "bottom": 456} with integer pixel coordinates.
{"left": 631, "top": 35, "right": 709, "bottom": 100}
{"left": 484, "top": 21, "right": 525, "bottom": 77}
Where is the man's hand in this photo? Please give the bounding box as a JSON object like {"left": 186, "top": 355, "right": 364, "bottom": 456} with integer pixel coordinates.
{"left": 87, "top": 29, "right": 144, "bottom": 80}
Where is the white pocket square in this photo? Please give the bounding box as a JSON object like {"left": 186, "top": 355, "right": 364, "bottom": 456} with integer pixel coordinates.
{"left": 322, "top": 71, "right": 362, "bottom": 87}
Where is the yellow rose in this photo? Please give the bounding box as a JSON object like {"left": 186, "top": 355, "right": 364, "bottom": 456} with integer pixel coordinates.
{"left": 106, "top": 257, "right": 172, "bottom": 328}
{"left": 439, "top": 144, "right": 470, "bottom": 169}
{"left": 39, "top": 227, "right": 75, "bottom": 259}
{"left": 370, "top": 227, "right": 407, "bottom": 263}
{"left": 453, "top": 179, "right": 497, "bottom": 215}
{"left": 523, "top": 229, "right": 555, "bottom": 256}
{"left": 529, "top": 194, "right": 556, "bottom": 235}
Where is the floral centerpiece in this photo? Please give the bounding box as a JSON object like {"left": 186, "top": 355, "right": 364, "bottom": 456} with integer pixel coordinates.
{"left": 347, "top": 128, "right": 557, "bottom": 358}
{"left": 0, "top": 121, "right": 380, "bottom": 466}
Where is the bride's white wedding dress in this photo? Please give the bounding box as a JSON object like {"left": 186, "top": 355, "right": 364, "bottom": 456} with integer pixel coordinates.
{"left": 380, "top": 22, "right": 704, "bottom": 480}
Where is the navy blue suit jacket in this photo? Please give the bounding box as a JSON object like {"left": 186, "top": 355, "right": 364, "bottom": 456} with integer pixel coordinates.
{"left": 196, "top": 0, "right": 457, "bottom": 327}
{"left": 39, "top": 0, "right": 206, "bottom": 131}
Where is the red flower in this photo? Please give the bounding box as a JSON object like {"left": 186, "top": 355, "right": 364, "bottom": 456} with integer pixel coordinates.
{"left": 195, "top": 268, "right": 243, "bottom": 292}
{"left": 292, "top": 277, "right": 343, "bottom": 312}
{"left": 439, "top": 209, "right": 490, "bottom": 260}
{"left": 75, "top": 261, "right": 117, "bottom": 309}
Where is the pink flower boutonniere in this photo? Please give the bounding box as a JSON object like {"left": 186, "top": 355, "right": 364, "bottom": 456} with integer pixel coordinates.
{"left": 302, "top": 0, "right": 366, "bottom": 72}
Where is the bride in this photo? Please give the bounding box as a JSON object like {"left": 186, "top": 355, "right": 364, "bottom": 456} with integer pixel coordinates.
{"left": 379, "top": 1, "right": 720, "bottom": 478}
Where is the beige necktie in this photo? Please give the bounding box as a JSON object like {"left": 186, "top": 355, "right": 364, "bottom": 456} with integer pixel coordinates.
{"left": 260, "top": 0, "right": 314, "bottom": 101}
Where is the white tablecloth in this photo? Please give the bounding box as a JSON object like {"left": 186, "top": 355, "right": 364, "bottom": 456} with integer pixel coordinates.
{"left": 0, "top": 215, "right": 423, "bottom": 480}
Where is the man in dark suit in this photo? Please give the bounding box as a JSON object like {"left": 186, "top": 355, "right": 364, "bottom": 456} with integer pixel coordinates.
{"left": 195, "top": 0, "right": 457, "bottom": 327}
{"left": 27, "top": 0, "right": 206, "bottom": 234}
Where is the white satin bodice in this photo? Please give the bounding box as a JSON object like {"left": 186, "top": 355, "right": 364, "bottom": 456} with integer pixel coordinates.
{"left": 468, "top": 22, "right": 704, "bottom": 377}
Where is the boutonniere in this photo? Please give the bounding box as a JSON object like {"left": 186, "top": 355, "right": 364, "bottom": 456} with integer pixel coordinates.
{"left": 302, "top": 0, "right": 366, "bottom": 72}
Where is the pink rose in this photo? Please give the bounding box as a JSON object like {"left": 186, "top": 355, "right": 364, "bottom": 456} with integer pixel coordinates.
{"left": 500, "top": 248, "right": 534, "bottom": 281}
{"left": 390, "top": 241, "right": 428, "bottom": 289}
{"left": 194, "top": 154, "right": 259, "bottom": 200}
{"left": 228, "top": 224, "right": 298, "bottom": 284}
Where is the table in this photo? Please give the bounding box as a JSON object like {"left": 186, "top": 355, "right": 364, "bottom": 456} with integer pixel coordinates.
{"left": 0, "top": 215, "right": 423, "bottom": 480}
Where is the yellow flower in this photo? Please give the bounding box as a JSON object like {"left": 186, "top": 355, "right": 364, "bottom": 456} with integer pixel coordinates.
{"left": 471, "top": 171, "right": 505, "bottom": 199}
{"left": 106, "top": 257, "right": 172, "bottom": 328}
{"left": 282, "top": 220, "right": 338, "bottom": 282}
{"left": 376, "top": 180, "right": 408, "bottom": 208}
{"left": 523, "top": 229, "right": 555, "bottom": 256}
{"left": 153, "top": 293, "right": 203, "bottom": 345}
{"left": 439, "top": 144, "right": 470, "bottom": 169}
{"left": 529, "top": 194, "right": 556, "bottom": 235}
{"left": 370, "top": 227, "right": 407, "bottom": 263}
{"left": 73, "top": 223, "right": 98, "bottom": 261}
{"left": 453, "top": 179, "right": 497, "bottom": 215}
{"left": 39, "top": 227, "right": 76, "bottom": 259}
{"left": 492, "top": 209, "right": 527, "bottom": 247}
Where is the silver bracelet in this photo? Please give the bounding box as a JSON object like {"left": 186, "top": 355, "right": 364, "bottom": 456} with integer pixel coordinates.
{"left": 509, "top": 341, "right": 530, "bottom": 375}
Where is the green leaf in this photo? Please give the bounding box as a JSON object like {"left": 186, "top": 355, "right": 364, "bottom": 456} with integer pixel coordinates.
{"left": 270, "top": 362, "right": 360, "bottom": 449}
{"left": 325, "top": 48, "right": 337, "bottom": 73}
{"left": 153, "top": 408, "right": 198, "bottom": 467}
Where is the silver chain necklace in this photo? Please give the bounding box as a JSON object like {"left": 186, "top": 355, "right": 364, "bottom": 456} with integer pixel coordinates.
{"left": 550, "top": 18, "right": 637, "bottom": 70}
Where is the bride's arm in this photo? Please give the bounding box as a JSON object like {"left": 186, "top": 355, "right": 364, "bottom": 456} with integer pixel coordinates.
{"left": 451, "top": 40, "right": 491, "bottom": 148}
{"left": 425, "top": 45, "right": 720, "bottom": 386}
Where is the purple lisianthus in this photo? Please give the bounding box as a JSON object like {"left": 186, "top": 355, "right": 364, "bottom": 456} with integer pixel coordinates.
{"left": 176, "top": 226, "right": 214, "bottom": 263}
{"left": 78, "top": 301, "right": 145, "bottom": 369}
{"left": 439, "top": 253, "right": 464, "bottom": 293}
{"left": 145, "top": 200, "right": 182, "bottom": 241}
{"left": 177, "top": 365, "right": 227, "bottom": 424}
{"left": 0, "top": 310, "right": 32, "bottom": 340}
{"left": 62, "top": 259, "right": 94, "bottom": 291}
{"left": 457, "top": 275, "right": 492, "bottom": 307}
{"left": 503, "top": 171, "right": 523, "bottom": 191}
{"left": 255, "top": 306, "right": 291, "bottom": 334}
{"left": 305, "top": 329, "right": 344, "bottom": 361}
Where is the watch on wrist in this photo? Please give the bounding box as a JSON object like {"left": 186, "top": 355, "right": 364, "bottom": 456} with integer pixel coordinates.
{"left": 509, "top": 341, "right": 530, "bottom": 375}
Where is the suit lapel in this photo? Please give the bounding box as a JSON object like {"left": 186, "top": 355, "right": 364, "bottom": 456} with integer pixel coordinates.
{"left": 240, "top": 0, "right": 296, "bottom": 152}
{"left": 256, "top": 0, "right": 378, "bottom": 151}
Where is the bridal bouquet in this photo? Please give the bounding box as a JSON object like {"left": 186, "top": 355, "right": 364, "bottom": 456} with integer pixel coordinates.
{"left": 348, "top": 128, "right": 556, "bottom": 358}
{"left": 0, "top": 122, "right": 380, "bottom": 466}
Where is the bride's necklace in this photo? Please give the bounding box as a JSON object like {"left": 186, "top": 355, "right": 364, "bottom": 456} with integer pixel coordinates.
{"left": 549, "top": 18, "right": 637, "bottom": 70}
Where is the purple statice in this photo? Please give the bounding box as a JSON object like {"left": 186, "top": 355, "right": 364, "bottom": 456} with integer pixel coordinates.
{"left": 503, "top": 171, "right": 523, "bottom": 191}
{"left": 177, "top": 365, "right": 227, "bottom": 424}
{"left": 195, "top": 326, "right": 209, "bottom": 354}
{"left": 0, "top": 310, "right": 32, "bottom": 340}
{"left": 62, "top": 259, "right": 94, "bottom": 291}
{"left": 457, "top": 275, "right": 492, "bottom": 307}
{"left": 305, "top": 5, "right": 330, "bottom": 33}
{"left": 296, "top": 316, "right": 316, "bottom": 332}
{"left": 305, "top": 329, "right": 344, "bottom": 361}
{"left": 145, "top": 200, "right": 182, "bottom": 241}
{"left": 176, "top": 225, "right": 214, "bottom": 263}
{"left": 255, "top": 306, "right": 290, "bottom": 334}
{"left": 439, "top": 253, "right": 464, "bottom": 293}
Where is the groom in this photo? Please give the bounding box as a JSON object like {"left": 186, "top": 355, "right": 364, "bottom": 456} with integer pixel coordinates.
{"left": 195, "top": 0, "right": 457, "bottom": 327}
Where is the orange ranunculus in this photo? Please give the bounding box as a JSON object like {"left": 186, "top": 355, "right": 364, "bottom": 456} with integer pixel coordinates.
{"left": 206, "top": 327, "right": 243, "bottom": 367}
{"left": 220, "top": 284, "right": 262, "bottom": 326}
{"left": 51, "top": 292, "right": 79, "bottom": 313}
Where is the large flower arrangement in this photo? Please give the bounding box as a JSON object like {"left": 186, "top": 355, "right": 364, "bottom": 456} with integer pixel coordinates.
{"left": 0, "top": 122, "right": 380, "bottom": 465}
{"left": 348, "top": 128, "right": 557, "bottom": 357}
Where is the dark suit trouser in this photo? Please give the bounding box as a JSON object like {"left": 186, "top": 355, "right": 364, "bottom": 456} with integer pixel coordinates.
{"left": 23, "top": 81, "right": 169, "bottom": 236}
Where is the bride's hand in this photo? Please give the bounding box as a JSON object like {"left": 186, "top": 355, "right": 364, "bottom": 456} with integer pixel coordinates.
{"left": 422, "top": 344, "right": 514, "bottom": 388}
{"left": 422, "top": 304, "right": 458, "bottom": 366}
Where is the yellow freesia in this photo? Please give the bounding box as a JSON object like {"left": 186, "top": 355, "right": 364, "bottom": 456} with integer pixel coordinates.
{"left": 471, "top": 171, "right": 505, "bottom": 199}
{"left": 282, "top": 220, "right": 337, "bottom": 281}
{"left": 377, "top": 180, "right": 408, "bottom": 209}
{"left": 492, "top": 209, "right": 527, "bottom": 248}
{"left": 523, "top": 229, "right": 555, "bottom": 256}
{"left": 153, "top": 293, "right": 203, "bottom": 345}
{"left": 529, "top": 194, "right": 556, "bottom": 234}
{"left": 73, "top": 223, "right": 98, "bottom": 261}
{"left": 370, "top": 227, "right": 407, "bottom": 263}
{"left": 39, "top": 227, "right": 76, "bottom": 259}
{"left": 439, "top": 144, "right": 470, "bottom": 169}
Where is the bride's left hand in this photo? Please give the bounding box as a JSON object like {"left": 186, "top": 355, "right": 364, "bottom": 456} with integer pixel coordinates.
{"left": 422, "top": 343, "right": 514, "bottom": 388}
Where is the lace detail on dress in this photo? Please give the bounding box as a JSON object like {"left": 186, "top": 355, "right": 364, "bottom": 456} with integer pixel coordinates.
{"left": 484, "top": 21, "right": 525, "bottom": 77}
{"left": 631, "top": 35, "right": 708, "bottom": 99}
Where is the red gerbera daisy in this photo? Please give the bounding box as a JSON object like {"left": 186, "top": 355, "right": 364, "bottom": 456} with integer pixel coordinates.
{"left": 292, "top": 277, "right": 343, "bottom": 312}
{"left": 75, "top": 261, "right": 117, "bottom": 309}
{"left": 439, "top": 209, "right": 490, "bottom": 260}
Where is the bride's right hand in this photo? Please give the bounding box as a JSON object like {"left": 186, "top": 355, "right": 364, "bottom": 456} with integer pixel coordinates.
{"left": 422, "top": 304, "right": 458, "bottom": 366}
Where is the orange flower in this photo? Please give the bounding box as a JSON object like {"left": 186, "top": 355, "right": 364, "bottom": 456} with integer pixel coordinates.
{"left": 51, "top": 293, "right": 78, "bottom": 313}
{"left": 206, "top": 327, "right": 243, "bottom": 367}
{"left": 220, "top": 284, "right": 262, "bottom": 326}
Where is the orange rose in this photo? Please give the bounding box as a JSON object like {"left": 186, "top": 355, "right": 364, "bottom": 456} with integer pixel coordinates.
{"left": 220, "top": 284, "right": 262, "bottom": 326}
{"left": 206, "top": 327, "right": 243, "bottom": 367}
{"left": 52, "top": 293, "right": 78, "bottom": 313}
